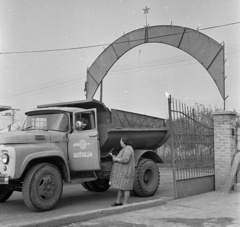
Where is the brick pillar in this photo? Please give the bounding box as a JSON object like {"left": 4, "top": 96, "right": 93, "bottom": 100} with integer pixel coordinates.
{"left": 212, "top": 111, "right": 237, "bottom": 190}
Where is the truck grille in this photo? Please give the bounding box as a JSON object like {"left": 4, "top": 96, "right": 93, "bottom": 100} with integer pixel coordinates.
{"left": 35, "top": 135, "right": 46, "bottom": 141}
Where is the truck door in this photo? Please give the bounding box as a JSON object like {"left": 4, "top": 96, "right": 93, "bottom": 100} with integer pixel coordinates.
{"left": 68, "top": 109, "right": 101, "bottom": 171}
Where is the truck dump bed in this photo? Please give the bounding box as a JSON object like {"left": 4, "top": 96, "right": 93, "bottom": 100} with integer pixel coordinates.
{"left": 99, "top": 108, "right": 169, "bottom": 155}
{"left": 38, "top": 99, "right": 169, "bottom": 155}
{"left": 111, "top": 109, "right": 166, "bottom": 129}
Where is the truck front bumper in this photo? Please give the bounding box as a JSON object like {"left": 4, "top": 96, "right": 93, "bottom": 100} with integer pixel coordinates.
{"left": 0, "top": 174, "right": 9, "bottom": 184}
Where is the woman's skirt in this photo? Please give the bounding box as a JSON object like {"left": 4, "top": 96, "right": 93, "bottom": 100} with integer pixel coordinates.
{"left": 110, "top": 162, "right": 134, "bottom": 190}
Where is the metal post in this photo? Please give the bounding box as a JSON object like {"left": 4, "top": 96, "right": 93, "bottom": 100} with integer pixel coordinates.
{"left": 100, "top": 81, "right": 103, "bottom": 102}
{"left": 85, "top": 67, "right": 89, "bottom": 99}
{"left": 223, "top": 41, "right": 226, "bottom": 110}
{"left": 224, "top": 95, "right": 229, "bottom": 111}
{"left": 168, "top": 95, "right": 177, "bottom": 199}
{"left": 11, "top": 110, "right": 14, "bottom": 125}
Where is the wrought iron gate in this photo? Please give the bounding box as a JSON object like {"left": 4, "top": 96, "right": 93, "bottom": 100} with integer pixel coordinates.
{"left": 168, "top": 97, "right": 214, "bottom": 199}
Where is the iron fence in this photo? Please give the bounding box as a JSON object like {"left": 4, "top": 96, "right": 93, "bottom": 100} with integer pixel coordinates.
{"left": 169, "top": 98, "right": 214, "bottom": 181}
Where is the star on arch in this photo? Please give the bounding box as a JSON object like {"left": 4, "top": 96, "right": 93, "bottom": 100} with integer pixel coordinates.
{"left": 143, "top": 6, "right": 150, "bottom": 14}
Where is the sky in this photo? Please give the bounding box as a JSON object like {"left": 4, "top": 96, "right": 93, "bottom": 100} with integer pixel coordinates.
{"left": 0, "top": 0, "right": 240, "bottom": 128}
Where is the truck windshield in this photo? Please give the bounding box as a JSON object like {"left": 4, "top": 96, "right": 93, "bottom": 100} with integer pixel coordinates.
{"left": 22, "top": 113, "right": 69, "bottom": 132}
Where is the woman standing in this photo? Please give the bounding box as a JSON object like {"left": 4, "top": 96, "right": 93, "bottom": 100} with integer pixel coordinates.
{"left": 110, "top": 136, "right": 135, "bottom": 206}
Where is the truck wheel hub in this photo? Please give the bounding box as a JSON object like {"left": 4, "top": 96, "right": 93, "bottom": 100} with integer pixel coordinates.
{"left": 144, "top": 170, "right": 152, "bottom": 184}
{"left": 39, "top": 175, "right": 55, "bottom": 199}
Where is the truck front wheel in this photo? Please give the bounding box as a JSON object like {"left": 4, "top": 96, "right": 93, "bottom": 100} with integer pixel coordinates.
{"left": 0, "top": 186, "right": 13, "bottom": 202}
{"left": 132, "top": 159, "right": 160, "bottom": 197}
{"left": 22, "top": 163, "right": 63, "bottom": 212}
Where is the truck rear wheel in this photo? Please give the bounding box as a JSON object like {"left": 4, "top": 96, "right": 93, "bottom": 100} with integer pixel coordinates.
{"left": 133, "top": 159, "right": 160, "bottom": 197}
{"left": 22, "top": 163, "right": 63, "bottom": 212}
{"left": 0, "top": 186, "right": 13, "bottom": 202}
{"left": 86, "top": 179, "right": 110, "bottom": 192}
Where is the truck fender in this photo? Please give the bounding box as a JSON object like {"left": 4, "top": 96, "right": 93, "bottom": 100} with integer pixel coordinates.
{"left": 134, "top": 149, "right": 163, "bottom": 166}
{"left": 19, "top": 151, "right": 70, "bottom": 182}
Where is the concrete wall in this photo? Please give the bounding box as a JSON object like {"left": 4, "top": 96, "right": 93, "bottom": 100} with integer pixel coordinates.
{"left": 212, "top": 111, "right": 238, "bottom": 190}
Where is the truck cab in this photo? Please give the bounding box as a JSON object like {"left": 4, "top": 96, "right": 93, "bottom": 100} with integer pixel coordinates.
{"left": 22, "top": 106, "right": 102, "bottom": 172}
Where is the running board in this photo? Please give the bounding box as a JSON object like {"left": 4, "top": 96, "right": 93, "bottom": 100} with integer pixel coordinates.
{"left": 70, "top": 177, "right": 97, "bottom": 184}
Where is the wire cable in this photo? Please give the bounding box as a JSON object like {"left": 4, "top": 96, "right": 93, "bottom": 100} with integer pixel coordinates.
{"left": 0, "top": 22, "right": 240, "bottom": 55}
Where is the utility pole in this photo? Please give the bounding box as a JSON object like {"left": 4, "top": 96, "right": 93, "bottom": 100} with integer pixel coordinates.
{"left": 10, "top": 109, "right": 20, "bottom": 124}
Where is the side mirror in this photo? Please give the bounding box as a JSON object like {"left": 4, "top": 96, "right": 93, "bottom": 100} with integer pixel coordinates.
{"left": 75, "top": 121, "right": 82, "bottom": 130}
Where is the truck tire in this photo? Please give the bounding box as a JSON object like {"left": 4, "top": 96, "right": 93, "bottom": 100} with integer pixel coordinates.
{"left": 86, "top": 179, "right": 110, "bottom": 192}
{"left": 81, "top": 182, "right": 93, "bottom": 191}
{"left": 22, "top": 163, "right": 63, "bottom": 212}
{"left": 0, "top": 186, "right": 13, "bottom": 202}
{"left": 133, "top": 159, "right": 160, "bottom": 197}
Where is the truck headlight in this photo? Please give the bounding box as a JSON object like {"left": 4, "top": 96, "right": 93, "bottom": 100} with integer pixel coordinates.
{"left": 2, "top": 153, "right": 9, "bottom": 164}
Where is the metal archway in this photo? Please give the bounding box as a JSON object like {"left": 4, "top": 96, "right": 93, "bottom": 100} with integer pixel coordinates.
{"left": 85, "top": 25, "right": 225, "bottom": 100}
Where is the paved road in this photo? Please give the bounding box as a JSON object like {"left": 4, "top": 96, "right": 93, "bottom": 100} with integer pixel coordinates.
{"left": 61, "top": 191, "right": 240, "bottom": 227}
{"left": 0, "top": 167, "right": 174, "bottom": 227}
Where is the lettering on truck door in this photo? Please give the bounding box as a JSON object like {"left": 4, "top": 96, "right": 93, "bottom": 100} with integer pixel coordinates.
{"left": 68, "top": 110, "right": 101, "bottom": 171}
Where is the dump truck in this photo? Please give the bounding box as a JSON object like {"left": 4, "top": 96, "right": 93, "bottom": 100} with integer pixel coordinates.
{"left": 0, "top": 99, "right": 169, "bottom": 211}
